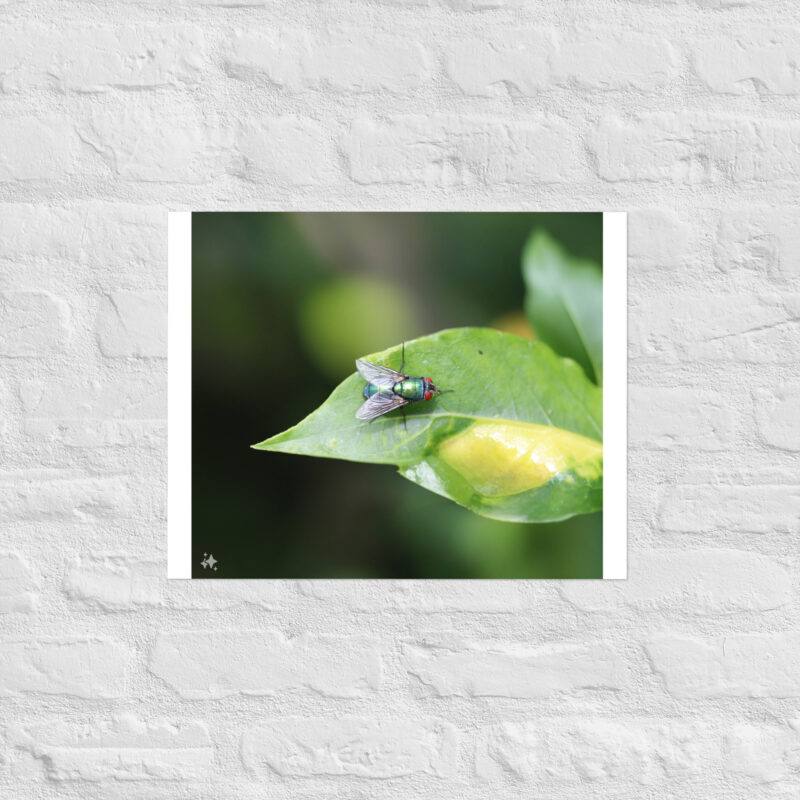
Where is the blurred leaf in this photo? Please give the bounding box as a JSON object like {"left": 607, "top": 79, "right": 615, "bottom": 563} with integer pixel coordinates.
{"left": 254, "top": 328, "right": 602, "bottom": 523}
{"left": 299, "top": 277, "right": 417, "bottom": 379}
{"left": 522, "top": 231, "right": 603, "bottom": 385}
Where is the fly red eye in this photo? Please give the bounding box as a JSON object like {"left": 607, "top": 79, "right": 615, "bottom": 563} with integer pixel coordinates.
{"left": 425, "top": 391, "right": 433, "bottom": 401}
{"left": 426, "top": 377, "right": 432, "bottom": 383}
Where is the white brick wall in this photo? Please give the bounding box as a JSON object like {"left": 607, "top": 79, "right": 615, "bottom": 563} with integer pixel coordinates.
{"left": 1, "top": 1, "right": 798, "bottom": 797}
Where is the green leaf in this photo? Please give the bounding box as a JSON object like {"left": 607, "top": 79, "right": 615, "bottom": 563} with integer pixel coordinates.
{"left": 254, "top": 328, "right": 602, "bottom": 523}
{"left": 522, "top": 231, "right": 603, "bottom": 385}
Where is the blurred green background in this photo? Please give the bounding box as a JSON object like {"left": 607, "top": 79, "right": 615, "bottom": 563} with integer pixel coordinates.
{"left": 192, "top": 212, "right": 602, "bottom": 578}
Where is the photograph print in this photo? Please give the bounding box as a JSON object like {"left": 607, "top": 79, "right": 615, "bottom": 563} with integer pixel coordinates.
{"left": 169, "top": 212, "right": 626, "bottom": 579}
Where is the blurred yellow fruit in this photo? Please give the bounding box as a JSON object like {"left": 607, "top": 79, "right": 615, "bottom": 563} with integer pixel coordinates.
{"left": 490, "top": 311, "right": 536, "bottom": 339}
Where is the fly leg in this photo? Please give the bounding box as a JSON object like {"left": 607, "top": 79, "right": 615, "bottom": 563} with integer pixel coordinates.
{"left": 401, "top": 406, "right": 407, "bottom": 433}
{"left": 399, "top": 340, "right": 405, "bottom": 374}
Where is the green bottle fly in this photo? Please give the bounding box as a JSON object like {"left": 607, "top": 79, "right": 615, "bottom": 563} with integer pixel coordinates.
{"left": 355, "top": 343, "right": 449, "bottom": 423}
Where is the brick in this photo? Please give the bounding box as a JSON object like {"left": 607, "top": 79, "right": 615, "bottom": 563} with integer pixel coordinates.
{"left": 715, "top": 208, "right": 800, "bottom": 281}
{"left": 629, "top": 386, "right": 735, "bottom": 450}
{"left": 444, "top": 32, "right": 552, "bottom": 96}
{"left": 444, "top": 0, "right": 511, "bottom": 8}
{"left": 553, "top": 31, "right": 678, "bottom": 90}
{"left": 236, "top": 117, "right": 340, "bottom": 185}
{"left": 0, "top": 291, "right": 71, "bottom": 357}
{"left": 0, "top": 24, "right": 205, "bottom": 93}
{"left": 79, "top": 204, "right": 166, "bottom": 279}
{"left": 647, "top": 633, "right": 800, "bottom": 698}
{"left": 297, "top": 579, "right": 535, "bottom": 612}
{"left": 630, "top": 291, "right": 800, "bottom": 363}
{"left": 476, "top": 719, "right": 716, "bottom": 783}
{"left": 755, "top": 382, "right": 800, "bottom": 451}
{"left": 593, "top": 113, "right": 800, "bottom": 183}
{"left": 77, "top": 106, "right": 229, "bottom": 183}
{"left": 65, "top": 555, "right": 282, "bottom": 610}
{"left": 691, "top": 0, "right": 763, "bottom": 6}
{"left": 0, "top": 639, "right": 128, "bottom": 697}
{"left": 7, "top": 714, "right": 211, "bottom": 781}
{"left": 191, "top": 0, "right": 270, "bottom": 4}
{"left": 0, "top": 203, "right": 165, "bottom": 280}
{"left": 226, "top": 30, "right": 429, "bottom": 92}
{"left": 95, "top": 292, "right": 166, "bottom": 358}
{"left": 64, "top": 556, "right": 162, "bottom": 609}
{"left": 693, "top": 32, "right": 800, "bottom": 95}
{"left": 403, "top": 637, "right": 626, "bottom": 697}
{"left": 0, "top": 205, "right": 77, "bottom": 263}
{"left": 0, "top": 552, "right": 37, "bottom": 613}
{"left": 0, "top": 472, "right": 134, "bottom": 522}
{"left": 0, "top": 117, "right": 80, "bottom": 181}
{"left": 694, "top": 321, "right": 800, "bottom": 364}
{"left": 724, "top": 723, "right": 800, "bottom": 784}
{"left": 660, "top": 483, "right": 800, "bottom": 534}
{"left": 242, "top": 718, "right": 458, "bottom": 778}
{"left": 344, "top": 115, "right": 585, "bottom": 185}
{"left": 150, "top": 631, "right": 380, "bottom": 699}
{"left": 628, "top": 209, "right": 690, "bottom": 271}
{"left": 171, "top": 579, "right": 282, "bottom": 610}
{"left": 20, "top": 377, "right": 165, "bottom": 447}
{"left": 560, "top": 548, "right": 791, "bottom": 613}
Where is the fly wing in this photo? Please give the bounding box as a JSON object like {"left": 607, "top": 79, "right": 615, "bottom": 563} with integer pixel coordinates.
{"left": 355, "top": 359, "right": 405, "bottom": 389}
{"left": 356, "top": 390, "right": 407, "bottom": 421}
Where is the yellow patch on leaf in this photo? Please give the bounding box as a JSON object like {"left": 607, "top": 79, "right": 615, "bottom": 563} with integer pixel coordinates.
{"left": 437, "top": 421, "right": 602, "bottom": 496}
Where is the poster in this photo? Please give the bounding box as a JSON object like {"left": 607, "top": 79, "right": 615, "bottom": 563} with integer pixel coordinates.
{"left": 169, "top": 212, "right": 626, "bottom": 579}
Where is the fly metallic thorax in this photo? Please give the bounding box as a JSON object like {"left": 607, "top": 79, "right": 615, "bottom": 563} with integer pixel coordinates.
{"left": 354, "top": 346, "right": 448, "bottom": 423}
